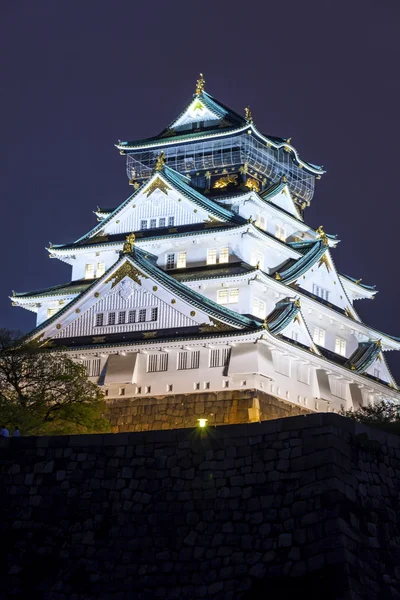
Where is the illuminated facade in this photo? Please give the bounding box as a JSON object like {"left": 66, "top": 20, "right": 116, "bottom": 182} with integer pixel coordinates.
{"left": 12, "top": 75, "right": 400, "bottom": 421}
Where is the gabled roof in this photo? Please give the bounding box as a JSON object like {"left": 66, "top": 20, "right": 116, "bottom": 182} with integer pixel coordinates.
{"left": 29, "top": 248, "right": 261, "bottom": 342}
{"left": 67, "top": 164, "right": 244, "bottom": 246}
{"left": 13, "top": 279, "right": 90, "bottom": 299}
{"left": 273, "top": 240, "right": 327, "bottom": 283}
{"left": 345, "top": 340, "right": 382, "bottom": 374}
{"left": 164, "top": 90, "right": 246, "bottom": 132}
{"left": 260, "top": 181, "right": 303, "bottom": 221}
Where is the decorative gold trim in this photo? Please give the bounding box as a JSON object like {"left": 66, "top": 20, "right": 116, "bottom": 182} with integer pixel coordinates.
{"left": 92, "top": 336, "right": 105, "bottom": 343}
{"left": 245, "top": 178, "right": 260, "bottom": 192}
{"left": 213, "top": 174, "right": 238, "bottom": 189}
{"left": 143, "top": 177, "right": 171, "bottom": 197}
{"left": 155, "top": 151, "right": 166, "bottom": 171}
{"left": 199, "top": 317, "right": 232, "bottom": 333}
{"left": 123, "top": 232, "right": 135, "bottom": 253}
{"left": 105, "top": 262, "right": 148, "bottom": 288}
{"left": 143, "top": 331, "right": 157, "bottom": 338}
{"left": 195, "top": 73, "right": 205, "bottom": 96}
{"left": 318, "top": 253, "right": 331, "bottom": 272}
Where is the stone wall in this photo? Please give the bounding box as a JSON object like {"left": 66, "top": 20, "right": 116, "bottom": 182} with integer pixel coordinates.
{"left": 107, "top": 389, "right": 310, "bottom": 432}
{"left": 1, "top": 413, "right": 400, "bottom": 599}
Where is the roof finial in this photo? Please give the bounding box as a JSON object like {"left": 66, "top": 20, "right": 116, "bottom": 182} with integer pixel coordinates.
{"left": 316, "top": 225, "right": 329, "bottom": 246}
{"left": 123, "top": 232, "right": 135, "bottom": 254}
{"left": 155, "top": 151, "right": 166, "bottom": 171}
{"left": 195, "top": 73, "right": 205, "bottom": 96}
{"left": 244, "top": 106, "right": 253, "bottom": 123}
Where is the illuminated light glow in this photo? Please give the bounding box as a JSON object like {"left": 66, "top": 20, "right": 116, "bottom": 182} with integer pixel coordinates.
{"left": 198, "top": 418, "right": 208, "bottom": 428}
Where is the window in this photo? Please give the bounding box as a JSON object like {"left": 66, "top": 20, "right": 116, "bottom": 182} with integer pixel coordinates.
{"left": 82, "top": 359, "right": 101, "bottom": 377}
{"left": 178, "top": 350, "right": 200, "bottom": 370}
{"left": 223, "top": 381, "right": 229, "bottom": 388}
{"left": 168, "top": 216, "right": 175, "bottom": 227}
{"left": 140, "top": 219, "right": 147, "bottom": 230}
{"left": 166, "top": 253, "right": 175, "bottom": 270}
{"left": 207, "top": 248, "right": 217, "bottom": 265}
{"left": 330, "top": 378, "right": 347, "bottom": 399}
{"left": 297, "top": 363, "right": 310, "bottom": 385}
{"left": 275, "top": 224, "right": 286, "bottom": 241}
{"left": 250, "top": 251, "right": 264, "bottom": 270}
{"left": 253, "top": 298, "right": 266, "bottom": 318}
{"left": 150, "top": 219, "right": 157, "bottom": 229}
{"left": 145, "top": 386, "right": 151, "bottom": 394}
{"left": 204, "top": 382, "right": 210, "bottom": 390}
{"left": 167, "top": 384, "right": 173, "bottom": 392}
{"left": 128, "top": 310, "right": 136, "bottom": 323}
{"left": 275, "top": 355, "right": 291, "bottom": 377}
{"left": 47, "top": 307, "right": 58, "bottom": 318}
{"left": 194, "top": 382, "right": 200, "bottom": 390}
{"left": 118, "top": 311, "right": 126, "bottom": 324}
{"left": 219, "top": 247, "right": 229, "bottom": 264}
{"left": 313, "top": 327, "right": 325, "bottom": 346}
{"left": 147, "top": 353, "right": 168, "bottom": 373}
{"left": 159, "top": 217, "right": 166, "bottom": 228}
{"left": 96, "top": 263, "right": 106, "bottom": 277}
{"left": 150, "top": 307, "right": 158, "bottom": 321}
{"left": 108, "top": 312, "right": 116, "bottom": 325}
{"left": 85, "top": 264, "right": 95, "bottom": 279}
{"left": 335, "top": 337, "right": 346, "bottom": 356}
{"left": 138, "top": 309, "right": 146, "bottom": 322}
{"left": 228, "top": 288, "right": 239, "bottom": 304}
{"left": 96, "top": 313, "right": 104, "bottom": 327}
{"left": 119, "top": 387, "right": 125, "bottom": 396}
{"left": 177, "top": 251, "right": 186, "bottom": 269}
{"left": 209, "top": 348, "right": 231, "bottom": 368}
{"left": 313, "top": 284, "right": 330, "bottom": 301}
{"left": 217, "top": 288, "right": 239, "bottom": 305}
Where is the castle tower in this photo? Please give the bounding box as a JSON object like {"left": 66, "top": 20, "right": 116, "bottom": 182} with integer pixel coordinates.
{"left": 12, "top": 75, "right": 400, "bottom": 430}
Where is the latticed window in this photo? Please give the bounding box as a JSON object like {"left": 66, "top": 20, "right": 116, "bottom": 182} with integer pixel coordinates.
{"left": 138, "top": 309, "right": 146, "bottom": 322}
{"left": 118, "top": 311, "right": 126, "bottom": 324}
{"left": 217, "top": 288, "right": 239, "bottom": 305}
{"left": 82, "top": 359, "right": 101, "bottom": 377}
{"left": 228, "top": 289, "right": 239, "bottom": 304}
{"left": 313, "top": 284, "right": 330, "bottom": 301}
{"left": 140, "top": 219, "right": 147, "bottom": 230}
{"left": 335, "top": 337, "right": 346, "bottom": 356}
{"left": 150, "top": 219, "right": 157, "bottom": 229}
{"left": 219, "top": 247, "right": 229, "bottom": 264}
{"left": 217, "top": 289, "right": 228, "bottom": 304}
{"left": 275, "top": 355, "right": 291, "bottom": 377}
{"left": 207, "top": 248, "right": 217, "bottom": 265}
{"left": 147, "top": 353, "right": 168, "bottom": 373}
{"left": 159, "top": 217, "right": 166, "bottom": 228}
{"left": 168, "top": 216, "right": 175, "bottom": 227}
{"left": 150, "top": 307, "right": 158, "bottom": 321}
{"left": 47, "top": 307, "right": 58, "bottom": 319}
{"left": 177, "top": 350, "right": 200, "bottom": 370}
{"left": 253, "top": 298, "right": 266, "bottom": 318}
{"left": 330, "top": 378, "right": 347, "bottom": 399}
{"left": 209, "top": 348, "right": 231, "bottom": 368}
{"left": 177, "top": 252, "right": 186, "bottom": 269}
{"left": 275, "top": 224, "right": 286, "bottom": 241}
{"left": 297, "top": 363, "right": 310, "bottom": 384}
{"left": 313, "top": 327, "right": 325, "bottom": 346}
{"left": 96, "top": 263, "right": 106, "bottom": 277}
{"left": 166, "top": 254, "right": 175, "bottom": 270}
{"left": 108, "top": 312, "right": 116, "bottom": 325}
{"left": 85, "top": 264, "right": 95, "bottom": 279}
{"left": 128, "top": 310, "right": 136, "bottom": 323}
{"left": 96, "top": 313, "right": 104, "bottom": 327}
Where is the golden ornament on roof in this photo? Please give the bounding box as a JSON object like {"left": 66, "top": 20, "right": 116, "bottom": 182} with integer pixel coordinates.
{"left": 195, "top": 73, "right": 205, "bottom": 96}
{"left": 245, "top": 178, "right": 260, "bottom": 192}
{"left": 244, "top": 106, "right": 253, "bottom": 123}
{"left": 155, "top": 151, "right": 166, "bottom": 171}
{"left": 123, "top": 232, "right": 135, "bottom": 253}
{"left": 213, "top": 174, "right": 238, "bottom": 189}
{"left": 316, "top": 225, "right": 329, "bottom": 246}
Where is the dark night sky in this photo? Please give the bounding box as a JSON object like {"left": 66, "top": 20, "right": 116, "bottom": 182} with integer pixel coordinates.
{"left": 1, "top": 1, "right": 400, "bottom": 376}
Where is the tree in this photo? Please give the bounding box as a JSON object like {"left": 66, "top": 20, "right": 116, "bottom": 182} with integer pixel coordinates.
{"left": 340, "top": 400, "right": 400, "bottom": 436}
{"left": 0, "top": 329, "right": 110, "bottom": 435}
